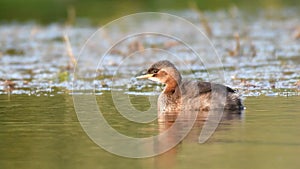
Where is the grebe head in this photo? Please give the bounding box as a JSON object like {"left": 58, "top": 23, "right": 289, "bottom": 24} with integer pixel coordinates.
{"left": 136, "top": 60, "right": 182, "bottom": 85}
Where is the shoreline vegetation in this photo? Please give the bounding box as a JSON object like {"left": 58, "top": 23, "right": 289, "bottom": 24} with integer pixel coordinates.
{"left": 0, "top": 0, "right": 299, "bottom": 24}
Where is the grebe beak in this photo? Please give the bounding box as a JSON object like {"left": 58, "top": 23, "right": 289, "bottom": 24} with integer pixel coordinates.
{"left": 136, "top": 74, "right": 154, "bottom": 79}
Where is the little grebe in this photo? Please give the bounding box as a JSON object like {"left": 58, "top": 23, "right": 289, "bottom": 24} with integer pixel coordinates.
{"left": 136, "top": 60, "right": 244, "bottom": 115}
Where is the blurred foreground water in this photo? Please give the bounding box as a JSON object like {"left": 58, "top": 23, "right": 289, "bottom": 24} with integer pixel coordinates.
{"left": 0, "top": 93, "right": 300, "bottom": 169}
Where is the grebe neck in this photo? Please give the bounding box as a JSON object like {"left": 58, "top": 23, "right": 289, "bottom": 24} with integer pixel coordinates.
{"left": 163, "top": 78, "right": 181, "bottom": 95}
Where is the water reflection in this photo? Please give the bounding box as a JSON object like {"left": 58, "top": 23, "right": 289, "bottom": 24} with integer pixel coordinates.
{"left": 154, "top": 109, "right": 243, "bottom": 169}
{"left": 1, "top": 94, "right": 300, "bottom": 169}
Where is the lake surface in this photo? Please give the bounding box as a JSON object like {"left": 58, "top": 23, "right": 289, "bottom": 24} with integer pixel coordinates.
{"left": 0, "top": 7, "right": 300, "bottom": 169}
{"left": 0, "top": 94, "right": 299, "bottom": 169}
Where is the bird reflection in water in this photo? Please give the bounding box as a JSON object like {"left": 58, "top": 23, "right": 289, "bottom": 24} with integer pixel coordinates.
{"left": 153, "top": 109, "right": 242, "bottom": 169}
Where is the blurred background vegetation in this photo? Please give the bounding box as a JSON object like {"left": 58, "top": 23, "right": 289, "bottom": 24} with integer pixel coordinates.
{"left": 0, "top": 0, "right": 299, "bottom": 24}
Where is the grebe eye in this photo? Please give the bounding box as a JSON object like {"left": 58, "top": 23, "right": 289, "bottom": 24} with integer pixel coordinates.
{"left": 153, "top": 69, "right": 159, "bottom": 73}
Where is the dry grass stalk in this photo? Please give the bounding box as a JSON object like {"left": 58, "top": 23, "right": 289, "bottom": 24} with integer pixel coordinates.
{"left": 63, "top": 33, "right": 77, "bottom": 69}
{"left": 240, "top": 79, "right": 256, "bottom": 88}
{"left": 292, "top": 26, "right": 300, "bottom": 39}
{"left": 250, "top": 42, "right": 257, "bottom": 57}
{"left": 4, "top": 80, "right": 15, "bottom": 93}
{"left": 128, "top": 40, "right": 144, "bottom": 54}
{"left": 66, "top": 6, "right": 76, "bottom": 26}
{"left": 110, "top": 49, "right": 126, "bottom": 56}
{"left": 228, "top": 32, "right": 241, "bottom": 56}
{"left": 164, "top": 41, "right": 180, "bottom": 48}
{"left": 295, "top": 80, "right": 300, "bottom": 90}
{"left": 189, "top": 2, "right": 213, "bottom": 37}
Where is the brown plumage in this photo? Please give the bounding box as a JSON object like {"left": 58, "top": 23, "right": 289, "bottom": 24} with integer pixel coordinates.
{"left": 137, "top": 60, "right": 244, "bottom": 117}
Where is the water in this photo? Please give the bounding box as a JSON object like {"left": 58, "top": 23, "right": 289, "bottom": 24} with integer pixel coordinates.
{"left": 0, "top": 8, "right": 300, "bottom": 169}
{"left": 0, "top": 94, "right": 299, "bottom": 169}
{"left": 1, "top": 9, "right": 299, "bottom": 96}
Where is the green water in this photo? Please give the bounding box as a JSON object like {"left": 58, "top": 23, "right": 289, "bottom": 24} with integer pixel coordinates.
{"left": 0, "top": 93, "right": 299, "bottom": 169}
